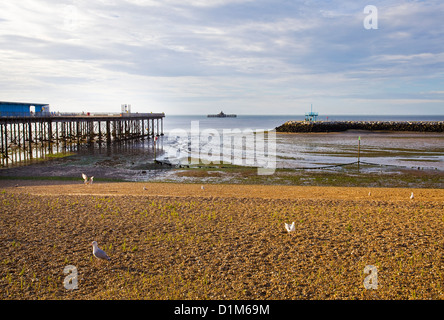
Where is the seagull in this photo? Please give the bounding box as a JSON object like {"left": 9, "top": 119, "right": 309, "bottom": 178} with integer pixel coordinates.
{"left": 91, "top": 241, "right": 111, "bottom": 261}
{"left": 368, "top": 191, "right": 371, "bottom": 196}
{"left": 410, "top": 192, "right": 414, "bottom": 200}
{"left": 285, "top": 222, "right": 295, "bottom": 233}
{"left": 82, "top": 173, "right": 94, "bottom": 185}
{"left": 201, "top": 185, "right": 205, "bottom": 190}
{"left": 143, "top": 186, "right": 147, "bottom": 190}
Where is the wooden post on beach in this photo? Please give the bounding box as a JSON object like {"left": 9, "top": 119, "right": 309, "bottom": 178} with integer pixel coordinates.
{"left": 76, "top": 121, "right": 80, "bottom": 145}
{"left": 154, "top": 135, "right": 158, "bottom": 161}
{"left": 28, "top": 121, "right": 32, "bottom": 158}
{"left": 358, "top": 136, "right": 361, "bottom": 171}
{"left": 4, "top": 121, "right": 8, "bottom": 159}
{"left": 47, "top": 119, "right": 52, "bottom": 151}
{"left": 98, "top": 120, "right": 102, "bottom": 143}
{"left": 17, "top": 121, "right": 21, "bottom": 148}
{"left": 106, "top": 120, "right": 111, "bottom": 144}
{"left": 0, "top": 123, "right": 4, "bottom": 157}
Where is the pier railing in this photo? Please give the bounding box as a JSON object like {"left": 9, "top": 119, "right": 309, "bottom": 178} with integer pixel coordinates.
{"left": 0, "top": 112, "right": 165, "bottom": 118}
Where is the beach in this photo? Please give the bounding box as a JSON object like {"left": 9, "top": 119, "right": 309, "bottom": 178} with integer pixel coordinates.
{"left": 1, "top": 180, "right": 443, "bottom": 299}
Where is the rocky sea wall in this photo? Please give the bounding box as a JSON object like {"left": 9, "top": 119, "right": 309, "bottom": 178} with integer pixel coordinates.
{"left": 275, "top": 121, "right": 444, "bottom": 133}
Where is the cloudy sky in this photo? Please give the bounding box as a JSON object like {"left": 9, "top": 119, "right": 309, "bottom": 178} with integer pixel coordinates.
{"left": 0, "top": 0, "right": 443, "bottom": 115}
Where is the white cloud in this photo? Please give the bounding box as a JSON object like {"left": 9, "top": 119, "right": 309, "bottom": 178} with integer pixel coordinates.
{"left": 0, "top": 0, "right": 443, "bottom": 114}
{"left": 124, "top": 0, "right": 254, "bottom": 7}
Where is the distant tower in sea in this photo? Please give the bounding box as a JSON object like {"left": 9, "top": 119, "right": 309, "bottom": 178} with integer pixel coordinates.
{"left": 305, "top": 104, "right": 318, "bottom": 122}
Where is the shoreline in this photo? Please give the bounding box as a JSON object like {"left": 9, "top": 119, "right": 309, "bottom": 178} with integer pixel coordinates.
{"left": 1, "top": 161, "right": 443, "bottom": 189}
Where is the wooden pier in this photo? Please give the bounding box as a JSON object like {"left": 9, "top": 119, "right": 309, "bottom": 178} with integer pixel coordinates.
{"left": 0, "top": 113, "right": 165, "bottom": 165}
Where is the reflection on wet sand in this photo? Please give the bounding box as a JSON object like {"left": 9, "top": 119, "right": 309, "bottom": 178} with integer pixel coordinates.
{"left": 1, "top": 131, "right": 443, "bottom": 187}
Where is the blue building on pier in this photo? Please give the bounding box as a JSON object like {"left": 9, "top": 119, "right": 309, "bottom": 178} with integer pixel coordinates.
{"left": 0, "top": 101, "right": 50, "bottom": 117}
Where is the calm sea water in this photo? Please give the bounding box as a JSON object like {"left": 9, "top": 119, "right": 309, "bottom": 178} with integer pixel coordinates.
{"left": 163, "top": 114, "right": 444, "bottom": 134}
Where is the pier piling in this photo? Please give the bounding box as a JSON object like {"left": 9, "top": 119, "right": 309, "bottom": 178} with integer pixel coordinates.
{"left": 0, "top": 112, "right": 165, "bottom": 166}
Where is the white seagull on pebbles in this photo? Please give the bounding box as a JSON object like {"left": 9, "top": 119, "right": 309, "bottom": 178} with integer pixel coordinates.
{"left": 82, "top": 173, "right": 94, "bottom": 185}
{"left": 92, "top": 241, "right": 111, "bottom": 261}
{"left": 410, "top": 192, "right": 414, "bottom": 200}
{"left": 285, "top": 221, "right": 295, "bottom": 233}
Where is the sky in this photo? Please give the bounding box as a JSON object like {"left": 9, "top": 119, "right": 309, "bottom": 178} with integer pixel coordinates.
{"left": 0, "top": 0, "right": 443, "bottom": 115}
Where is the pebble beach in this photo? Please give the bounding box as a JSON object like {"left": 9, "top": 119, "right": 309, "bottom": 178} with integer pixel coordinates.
{"left": 1, "top": 180, "right": 443, "bottom": 300}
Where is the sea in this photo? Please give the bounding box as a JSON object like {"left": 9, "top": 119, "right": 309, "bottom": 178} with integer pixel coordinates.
{"left": 163, "top": 114, "right": 444, "bottom": 134}
{"left": 160, "top": 114, "right": 444, "bottom": 171}
{"left": 1, "top": 114, "right": 443, "bottom": 180}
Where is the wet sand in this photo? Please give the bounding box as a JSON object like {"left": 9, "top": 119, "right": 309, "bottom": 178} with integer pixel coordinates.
{"left": 1, "top": 180, "right": 443, "bottom": 299}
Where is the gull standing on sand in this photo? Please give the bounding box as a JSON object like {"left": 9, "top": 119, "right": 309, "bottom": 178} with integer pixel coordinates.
{"left": 410, "top": 192, "right": 414, "bottom": 200}
{"left": 285, "top": 222, "right": 295, "bottom": 233}
{"left": 201, "top": 185, "right": 205, "bottom": 190}
{"left": 91, "top": 241, "right": 111, "bottom": 261}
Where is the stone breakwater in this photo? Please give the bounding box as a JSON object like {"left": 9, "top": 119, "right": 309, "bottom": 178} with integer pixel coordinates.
{"left": 275, "top": 120, "right": 444, "bottom": 133}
